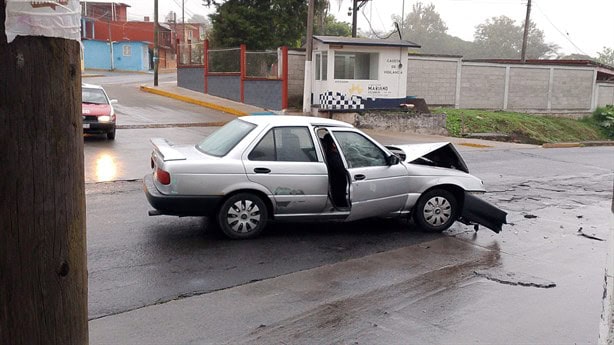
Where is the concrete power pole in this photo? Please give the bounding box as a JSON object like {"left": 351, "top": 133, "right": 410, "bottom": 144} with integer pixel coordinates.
{"left": 520, "top": 0, "right": 531, "bottom": 62}
{"left": 302, "top": 0, "right": 315, "bottom": 114}
{"left": 0, "top": 2, "right": 88, "bottom": 344}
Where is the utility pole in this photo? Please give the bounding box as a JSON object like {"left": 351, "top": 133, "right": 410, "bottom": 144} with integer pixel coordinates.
{"left": 0, "top": 2, "right": 88, "bottom": 344}
{"left": 302, "top": 0, "right": 315, "bottom": 114}
{"left": 350, "top": 0, "right": 369, "bottom": 38}
{"left": 154, "top": 0, "right": 159, "bottom": 86}
{"left": 520, "top": 0, "right": 531, "bottom": 62}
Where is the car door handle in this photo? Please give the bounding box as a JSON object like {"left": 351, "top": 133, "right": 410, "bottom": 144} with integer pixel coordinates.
{"left": 254, "top": 167, "right": 271, "bottom": 174}
{"left": 354, "top": 174, "right": 366, "bottom": 181}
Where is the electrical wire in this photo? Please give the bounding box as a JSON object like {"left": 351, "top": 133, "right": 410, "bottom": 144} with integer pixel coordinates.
{"left": 533, "top": 2, "right": 588, "bottom": 55}
{"left": 360, "top": 9, "right": 397, "bottom": 39}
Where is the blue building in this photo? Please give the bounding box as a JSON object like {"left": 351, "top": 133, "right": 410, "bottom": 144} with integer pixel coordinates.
{"left": 83, "top": 39, "right": 150, "bottom": 72}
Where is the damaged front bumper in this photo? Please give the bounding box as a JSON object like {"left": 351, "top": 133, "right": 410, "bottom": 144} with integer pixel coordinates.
{"left": 459, "top": 192, "right": 508, "bottom": 233}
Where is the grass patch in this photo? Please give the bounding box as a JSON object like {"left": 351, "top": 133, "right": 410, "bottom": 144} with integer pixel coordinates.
{"left": 437, "top": 108, "right": 607, "bottom": 144}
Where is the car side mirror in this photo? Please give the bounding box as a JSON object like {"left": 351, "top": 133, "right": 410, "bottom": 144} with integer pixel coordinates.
{"left": 387, "top": 155, "right": 400, "bottom": 165}
{"left": 110, "top": 99, "right": 118, "bottom": 104}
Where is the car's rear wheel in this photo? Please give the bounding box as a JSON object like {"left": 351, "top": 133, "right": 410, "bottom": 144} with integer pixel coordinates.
{"left": 106, "top": 127, "right": 116, "bottom": 140}
{"left": 413, "top": 189, "right": 458, "bottom": 232}
{"left": 217, "top": 193, "right": 268, "bottom": 239}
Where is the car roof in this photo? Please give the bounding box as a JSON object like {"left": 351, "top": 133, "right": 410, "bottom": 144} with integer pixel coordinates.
{"left": 239, "top": 115, "right": 354, "bottom": 128}
{"left": 82, "top": 83, "right": 104, "bottom": 90}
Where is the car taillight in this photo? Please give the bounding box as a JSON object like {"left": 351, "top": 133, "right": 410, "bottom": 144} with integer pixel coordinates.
{"left": 155, "top": 168, "right": 171, "bottom": 185}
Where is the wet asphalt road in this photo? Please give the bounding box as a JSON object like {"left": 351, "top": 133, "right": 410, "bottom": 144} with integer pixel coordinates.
{"left": 84, "top": 73, "right": 613, "bottom": 343}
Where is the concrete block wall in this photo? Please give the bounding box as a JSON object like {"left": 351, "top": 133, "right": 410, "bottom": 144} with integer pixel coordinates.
{"left": 407, "top": 58, "right": 458, "bottom": 106}
{"left": 507, "top": 67, "right": 550, "bottom": 110}
{"left": 597, "top": 83, "right": 614, "bottom": 107}
{"left": 459, "top": 65, "right": 506, "bottom": 109}
{"left": 287, "top": 50, "right": 306, "bottom": 103}
{"left": 177, "top": 67, "right": 205, "bottom": 93}
{"left": 244, "top": 80, "right": 283, "bottom": 110}
{"left": 551, "top": 69, "right": 594, "bottom": 110}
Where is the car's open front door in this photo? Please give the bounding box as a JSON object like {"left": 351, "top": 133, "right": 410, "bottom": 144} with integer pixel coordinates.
{"left": 329, "top": 129, "right": 411, "bottom": 222}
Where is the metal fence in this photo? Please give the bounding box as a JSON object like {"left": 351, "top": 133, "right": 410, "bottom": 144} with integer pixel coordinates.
{"left": 208, "top": 47, "right": 241, "bottom": 73}
{"left": 177, "top": 41, "right": 204, "bottom": 65}
{"left": 245, "top": 50, "right": 280, "bottom": 79}
{"left": 177, "top": 43, "right": 282, "bottom": 79}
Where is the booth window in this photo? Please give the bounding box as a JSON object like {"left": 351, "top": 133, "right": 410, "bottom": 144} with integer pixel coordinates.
{"left": 334, "top": 52, "right": 378, "bottom": 80}
{"left": 314, "top": 52, "right": 328, "bottom": 81}
{"left": 123, "top": 45, "right": 131, "bottom": 56}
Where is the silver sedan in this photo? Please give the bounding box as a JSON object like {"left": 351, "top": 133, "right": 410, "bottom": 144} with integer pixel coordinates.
{"left": 144, "top": 115, "right": 506, "bottom": 239}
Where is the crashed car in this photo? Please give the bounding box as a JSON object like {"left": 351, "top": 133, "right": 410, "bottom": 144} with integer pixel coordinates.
{"left": 144, "top": 115, "right": 506, "bottom": 239}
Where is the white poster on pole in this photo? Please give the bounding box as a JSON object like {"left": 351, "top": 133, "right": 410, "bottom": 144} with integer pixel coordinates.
{"left": 5, "top": 0, "right": 81, "bottom": 43}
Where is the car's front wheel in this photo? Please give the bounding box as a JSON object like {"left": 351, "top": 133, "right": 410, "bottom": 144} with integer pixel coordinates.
{"left": 413, "top": 189, "right": 458, "bottom": 232}
{"left": 106, "top": 127, "right": 116, "bottom": 140}
{"left": 217, "top": 193, "right": 268, "bottom": 239}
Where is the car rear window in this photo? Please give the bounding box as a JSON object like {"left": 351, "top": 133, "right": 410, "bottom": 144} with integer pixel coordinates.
{"left": 196, "top": 119, "right": 256, "bottom": 157}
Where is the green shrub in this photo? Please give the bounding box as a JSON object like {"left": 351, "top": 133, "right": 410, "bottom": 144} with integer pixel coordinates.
{"left": 592, "top": 105, "right": 614, "bottom": 138}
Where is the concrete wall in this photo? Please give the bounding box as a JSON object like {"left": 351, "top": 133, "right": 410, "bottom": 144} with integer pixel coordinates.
{"left": 244, "top": 80, "right": 283, "bottom": 110}
{"left": 207, "top": 75, "right": 241, "bottom": 102}
{"left": 406, "top": 55, "right": 602, "bottom": 112}
{"left": 287, "top": 50, "right": 305, "bottom": 105}
{"left": 84, "top": 40, "right": 149, "bottom": 72}
{"left": 459, "top": 65, "right": 506, "bottom": 109}
{"left": 331, "top": 111, "right": 447, "bottom": 135}
{"left": 113, "top": 42, "right": 149, "bottom": 72}
{"left": 177, "top": 67, "right": 204, "bottom": 93}
{"left": 507, "top": 67, "right": 549, "bottom": 110}
{"left": 83, "top": 40, "right": 112, "bottom": 70}
{"left": 597, "top": 83, "right": 614, "bottom": 107}
{"left": 407, "top": 57, "right": 459, "bottom": 106}
{"left": 551, "top": 68, "right": 594, "bottom": 110}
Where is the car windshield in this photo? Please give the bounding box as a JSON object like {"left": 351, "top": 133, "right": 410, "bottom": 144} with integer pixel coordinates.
{"left": 82, "top": 88, "right": 109, "bottom": 105}
{"left": 197, "top": 119, "right": 256, "bottom": 157}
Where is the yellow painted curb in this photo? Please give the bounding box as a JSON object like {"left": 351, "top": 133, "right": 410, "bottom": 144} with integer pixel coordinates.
{"left": 139, "top": 85, "right": 248, "bottom": 117}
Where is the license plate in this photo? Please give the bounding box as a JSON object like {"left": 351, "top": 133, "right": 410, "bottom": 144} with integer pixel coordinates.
{"left": 83, "top": 124, "right": 90, "bottom": 129}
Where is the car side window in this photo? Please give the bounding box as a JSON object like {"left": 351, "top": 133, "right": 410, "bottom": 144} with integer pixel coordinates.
{"left": 249, "top": 126, "right": 317, "bottom": 162}
{"left": 333, "top": 131, "right": 388, "bottom": 168}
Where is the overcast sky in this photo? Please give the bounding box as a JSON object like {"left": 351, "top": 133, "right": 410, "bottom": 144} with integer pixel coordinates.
{"left": 123, "top": 0, "right": 613, "bottom": 57}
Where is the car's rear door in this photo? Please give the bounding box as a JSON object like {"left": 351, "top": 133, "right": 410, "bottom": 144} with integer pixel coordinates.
{"left": 330, "top": 129, "right": 410, "bottom": 221}
{"left": 242, "top": 125, "right": 329, "bottom": 215}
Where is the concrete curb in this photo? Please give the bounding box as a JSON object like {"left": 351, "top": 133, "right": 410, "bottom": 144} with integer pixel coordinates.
{"left": 139, "top": 85, "right": 248, "bottom": 117}
{"left": 542, "top": 141, "right": 614, "bottom": 148}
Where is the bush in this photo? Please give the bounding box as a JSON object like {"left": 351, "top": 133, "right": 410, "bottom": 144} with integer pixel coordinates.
{"left": 592, "top": 105, "right": 614, "bottom": 138}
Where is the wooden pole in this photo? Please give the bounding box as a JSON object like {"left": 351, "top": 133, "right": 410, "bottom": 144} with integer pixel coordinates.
{"left": 0, "top": 2, "right": 88, "bottom": 344}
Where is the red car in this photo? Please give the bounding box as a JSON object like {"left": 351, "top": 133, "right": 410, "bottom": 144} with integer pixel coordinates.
{"left": 82, "top": 83, "right": 117, "bottom": 140}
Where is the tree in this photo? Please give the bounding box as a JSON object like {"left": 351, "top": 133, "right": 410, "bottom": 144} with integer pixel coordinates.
{"left": 209, "top": 0, "right": 307, "bottom": 49}
{"left": 597, "top": 47, "right": 614, "bottom": 66}
{"left": 0, "top": 2, "right": 88, "bottom": 344}
{"left": 392, "top": 2, "right": 474, "bottom": 56}
{"left": 314, "top": 15, "right": 351, "bottom": 37}
{"left": 473, "top": 15, "right": 558, "bottom": 59}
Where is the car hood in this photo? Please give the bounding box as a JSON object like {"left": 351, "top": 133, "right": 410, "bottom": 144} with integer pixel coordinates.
{"left": 82, "top": 103, "right": 112, "bottom": 116}
{"left": 385, "top": 142, "right": 469, "bottom": 173}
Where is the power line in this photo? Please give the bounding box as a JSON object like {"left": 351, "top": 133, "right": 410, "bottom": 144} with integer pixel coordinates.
{"left": 533, "top": 2, "right": 588, "bottom": 55}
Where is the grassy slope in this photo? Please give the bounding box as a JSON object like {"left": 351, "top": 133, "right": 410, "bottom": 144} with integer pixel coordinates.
{"left": 437, "top": 108, "right": 606, "bottom": 144}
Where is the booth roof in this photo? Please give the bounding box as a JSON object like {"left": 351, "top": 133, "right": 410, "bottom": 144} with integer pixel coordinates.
{"left": 313, "top": 36, "right": 421, "bottom": 48}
